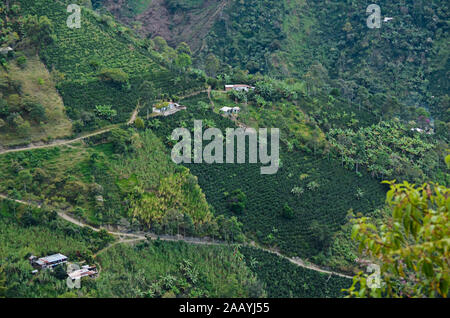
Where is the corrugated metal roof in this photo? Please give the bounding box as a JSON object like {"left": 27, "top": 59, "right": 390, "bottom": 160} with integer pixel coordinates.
{"left": 225, "top": 84, "right": 254, "bottom": 88}
{"left": 38, "top": 253, "right": 68, "bottom": 264}
{"left": 68, "top": 269, "right": 97, "bottom": 279}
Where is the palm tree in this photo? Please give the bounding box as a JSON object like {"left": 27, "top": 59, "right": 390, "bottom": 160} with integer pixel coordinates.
{"left": 148, "top": 119, "right": 161, "bottom": 129}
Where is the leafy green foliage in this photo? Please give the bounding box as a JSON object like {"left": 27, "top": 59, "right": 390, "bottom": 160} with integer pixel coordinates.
{"left": 328, "top": 121, "right": 449, "bottom": 184}
{"left": 134, "top": 117, "right": 144, "bottom": 130}
{"left": 165, "top": 0, "right": 206, "bottom": 13}
{"left": 282, "top": 203, "right": 295, "bottom": 219}
{"left": 345, "top": 181, "right": 449, "bottom": 298}
{"left": 14, "top": 0, "right": 205, "bottom": 133}
{"left": 0, "top": 265, "right": 6, "bottom": 297}
{"left": 128, "top": 168, "right": 214, "bottom": 235}
{"left": 203, "top": 0, "right": 285, "bottom": 74}
{"left": 0, "top": 128, "right": 243, "bottom": 240}
{"left": 94, "top": 104, "right": 117, "bottom": 120}
{"left": 0, "top": 199, "right": 260, "bottom": 298}
{"left": 98, "top": 68, "right": 129, "bottom": 84}
{"left": 94, "top": 241, "right": 264, "bottom": 298}
{"left": 240, "top": 247, "right": 351, "bottom": 298}
{"left": 225, "top": 189, "right": 247, "bottom": 214}
{"left": 0, "top": 199, "right": 114, "bottom": 297}
{"left": 201, "top": 0, "right": 449, "bottom": 119}
{"left": 20, "top": 14, "right": 55, "bottom": 50}
{"left": 148, "top": 96, "right": 387, "bottom": 257}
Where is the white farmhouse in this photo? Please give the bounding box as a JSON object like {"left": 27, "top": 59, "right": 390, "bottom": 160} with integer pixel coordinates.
{"left": 220, "top": 107, "right": 241, "bottom": 115}
{"left": 225, "top": 84, "right": 255, "bottom": 92}
{"left": 0, "top": 47, "right": 13, "bottom": 55}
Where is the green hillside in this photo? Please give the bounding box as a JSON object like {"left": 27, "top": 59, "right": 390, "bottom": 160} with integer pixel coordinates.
{"left": 0, "top": 199, "right": 261, "bottom": 298}
{"left": 203, "top": 0, "right": 449, "bottom": 108}
{"left": 146, "top": 95, "right": 387, "bottom": 259}
{"left": 0, "top": 0, "right": 448, "bottom": 300}
{"left": 2, "top": 0, "right": 206, "bottom": 136}
{"left": 98, "top": 0, "right": 449, "bottom": 124}
{"left": 240, "top": 246, "right": 352, "bottom": 298}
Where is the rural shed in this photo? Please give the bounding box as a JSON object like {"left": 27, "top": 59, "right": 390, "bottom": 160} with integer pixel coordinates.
{"left": 220, "top": 107, "right": 240, "bottom": 114}
{"left": 225, "top": 84, "right": 255, "bottom": 92}
{"left": 0, "top": 47, "right": 13, "bottom": 55}
{"left": 32, "top": 253, "right": 68, "bottom": 269}
{"left": 68, "top": 265, "right": 98, "bottom": 280}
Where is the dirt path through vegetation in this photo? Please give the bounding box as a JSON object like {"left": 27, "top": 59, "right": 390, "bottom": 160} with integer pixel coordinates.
{"left": 0, "top": 126, "right": 117, "bottom": 155}
{"left": 0, "top": 194, "right": 353, "bottom": 279}
{"left": 0, "top": 89, "right": 354, "bottom": 279}
{"left": 179, "top": 89, "right": 209, "bottom": 100}
{"left": 127, "top": 104, "right": 140, "bottom": 125}
{"left": 0, "top": 89, "right": 213, "bottom": 156}
{"left": 207, "top": 86, "right": 215, "bottom": 109}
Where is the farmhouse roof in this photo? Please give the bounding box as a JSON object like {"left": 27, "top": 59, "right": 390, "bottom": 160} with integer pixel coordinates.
{"left": 36, "top": 253, "right": 68, "bottom": 265}
{"left": 0, "top": 47, "right": 13, "bottom": 54}
{"left": 68, "top": 268, "right": 97, "bottom": 279}
{"left": 225, "top": 84, "right": 254, "bottom": 88}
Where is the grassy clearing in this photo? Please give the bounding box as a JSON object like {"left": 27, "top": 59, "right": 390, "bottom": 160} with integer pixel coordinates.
{"left": 0, "top": 56, "right": 72, "bottom": 147}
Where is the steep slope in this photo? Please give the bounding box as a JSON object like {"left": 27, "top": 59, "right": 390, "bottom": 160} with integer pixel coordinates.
{"left": 10, "top": 0, "right": 206, "bottom": 133}
{"left": 98, "top": 0, "right": 449, "bottom": 120}
{"left": 95, "top": 0, "right": 227, "bottom": 52}
{"left": 146, "top": 94, "right": 387, "bottom": 259}
{"left": 0, "top": 199, "right": 263, "bottom": 298}
{"left": 0, "top": 55, "right": 72, "bottom": 147}
{"left": 205, "top": 0, "right": 448, "bottom": 109}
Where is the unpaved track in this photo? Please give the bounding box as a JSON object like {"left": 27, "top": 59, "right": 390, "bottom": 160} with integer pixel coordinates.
{"left": 93, "top": 238, "right": 146, "bottom": 259}
{"left": 207, "top": 86, "right": 215, "bottom": 108}
{"left": 179, "top": 89, "right": 209, "bottom": 100}
{"left": 0, "top": 194, "right": 353, "bottom": 279}
{"left": 0, "top": 91, "right": 353, "bottom": 279}
{"left": 0, "top": 127, "right": 117, "bottom": 155}
{"left": 127, "top": 104, "right": 140, "bottom": 125}
{"left": 0, "top": 89, "right": 212, "bottom": 156}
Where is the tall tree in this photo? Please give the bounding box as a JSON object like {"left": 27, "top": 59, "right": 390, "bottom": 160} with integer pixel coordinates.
{"left": 21, "top": 15, "right": 54, "bottom": 51}
{"left": 204, "top": 54, "right": 220, "bottom": 77}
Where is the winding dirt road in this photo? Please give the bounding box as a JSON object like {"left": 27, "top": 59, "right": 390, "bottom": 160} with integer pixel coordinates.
{"left": 127, "top": 104, "right": 140, "bottom": 125}
{"left": 0, "top": 194, "right": 353, "bottom": 279}
{"left": 0, "top": 126, "right": 117, "bottom": 155}
{"left": 0, "top": 90, "right": 354, "bottom": 279}
{"left": 0, "top": 89, "right": 211, "bottom": 156}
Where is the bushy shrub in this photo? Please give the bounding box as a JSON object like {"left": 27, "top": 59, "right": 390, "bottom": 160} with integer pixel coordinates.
{"left": 98, "top": 68, "right": 129, "bottom": 84}
{"left": 16, "top": 54, "right": 27, "bottom": 68}
{"left": 226, "top": 189, "right": 247, "bottom": 214}
{"left": 95, "top": 105, "right": 117, "bottom": 120}
{"left": 282, "top": 203, "right": 295, "bottom": 219}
